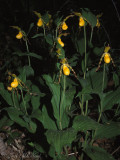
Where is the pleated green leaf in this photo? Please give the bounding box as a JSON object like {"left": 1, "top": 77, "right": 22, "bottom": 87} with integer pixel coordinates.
{"left": 100, "top": 87, "right": 120, "bottom": 112}
{"left": 13, "top": 51, "right": 42, "bottom": 60}
{"left": 73, "top": 115, "right": 100, "bottom": 132}
{"left": 32, "top": 33, "right": 44, "bottom": 38}
{"left": 82, "top": 8, "right": 97, "bottom": 27}
{"left": 45, "top": 34, "right": 53, "bottom": 45}
{"left": 0, "top": 116, "right": 13, "bottom": 129}
{"left": 45, "top": 128, "right": 77, "bottom": 155}
{"left": 0, "top": 83, "right": 13, "bottom": 106}
{"left": 56, "top": 155, "right": 77, "bottom": 160}
{"left": 40, "top": 105, "right": 57, "bottom": 130}
{"left": 5, "top": 107, "right": 37, "bottom": 133}
{"left": 84, "top": 145, "right": 115, "bottom": 160}
{"left": 94, "top": 122, "right": 120, "bottom": 139}
{"left": 31, "top": 85, "right": 42, "bottom": 111}
{"left": 23, "top": 65, "right": 34, "bottom": 77}
{"left": 43, "top": 75, "right": 60, "bottom": 121}
{"left": 65, "top": 87, "right": 76, "bottom": 108}
{"left": 80, "top": 68, "right": 107, "bottom": 94}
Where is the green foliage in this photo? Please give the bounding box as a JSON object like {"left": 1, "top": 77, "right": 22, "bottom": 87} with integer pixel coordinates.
{"left": 13, "top": 51, "right": 42, "bottom": 60}
{"left": 31, "top": 84, "right": 44, "bottom": 111}
{"left": 84, "top": 145, "right": 115, "bottom": 160}
{"left": 45, "top": 34, "right": 53, "bottom": 45}
{"left": 113, "top": 72, "right": 119, "bottom": 87}
{"left": 0, "top": 7, "right": 120, "bottom": 160}
{"left": 45, "top": 128, "right": 77, "bottom": 155}
{"left": 78, "top": 68, "right": 108, "bottom": 96}
{"left": 40, "top": 105, "right": 57, "bottom": 130}
{"left": 73, "top": 115, "right": 100, "bottom": 132}
{"left": 0, "top": 116, "right": 13, "bottom": 129}
{"left": 82, "top": 8, "right": 97, "bottom": 27}
{"left": 43, "top": 74, "right": 60, "bottom": 122}
{"left": 0, "top": 83, "right": 13, "bottom": 106}
{"left": 94, "top": 122, "right": 120, "bottom": 139}
{"left": 74, "top": 38, "right": 85, "bottom": 55}
{"left": 5, "top": 107, "right": 37, "bottom": 133}
{"left": 100, "top": 87, "right": 120, "bottom": 112}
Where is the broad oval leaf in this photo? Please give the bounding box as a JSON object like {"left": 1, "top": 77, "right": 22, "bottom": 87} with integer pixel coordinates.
{"left": 45, "top": 128, "right": 77, "bottom": 155}
{"left": 82, "top": 8, "right": 97, "bottom": 27}
{"left": 43, "top": 75, "right": 60, "bottom": 121}
{"left": 94, "top": 122, "right": 120, "bottom": 139}
{"left": 73, "top": 115, "right": 100, "bottom": 132}
{"left": 0, "top": 83, "right": 13, "bottom": 106}
{"left": 84, "top": 145, "right": 115, "bottom": 160}
{"left": 100, "top": 87, "right": 120, "bottom": 112}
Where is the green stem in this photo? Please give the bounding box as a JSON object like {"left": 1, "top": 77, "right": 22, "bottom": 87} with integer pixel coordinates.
{"left": 84, "top": 24, "right": 87, "bottom": 79}
{"left": 64, "top": 146, "right": 68, "bottom": 157}
{"left": 12, "top": 90, "right": 16, "bottom": 108}
{"left": 79, "top": 95, "right": 84, "bottom": 115}
{"left": 59, "top": 75, "right": 66, "bottom": 130}
{"left": 85, "top": 100, "right": 88, "bottom": 116}
{"left": 90, "top": 27, "right": 93, "bottom": 44}
{"left": 91, "top": 105, "right": 103, "bottom": 145}
{"left": 102, "top": 63, "right": 106, "bottom": 91}
{"left": 84, "top": 131, "right": 89, "bottom": 148}
{"left": 80, "top": 153, "right": 84, "bottom": 160}
{"left": 91, "top": 106, "right": 102, "bottom": 145}
{"left": 114, "top": 105, "right": 120, "bottom": 117}
{"left": 21, "top": 89, "right": 28, "bottom": 115}
{"left": 25, "top": 40, "right": 31, "bottom": 66}
{"left": 90, "top": 131, "right": 95, "bottom": 145}
{"left": 98, "top": 110, "right": 102, "bottom": 123}
{"left": 81, "top": 25, "right": 88, "bottom": 117}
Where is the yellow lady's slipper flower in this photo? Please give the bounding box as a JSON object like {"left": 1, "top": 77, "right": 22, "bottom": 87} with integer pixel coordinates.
{"left": 62, "top": 22, "right": 68, "bottom": 30}
{"left": 96, "top": 45, "right": 115, "bottom": 71}
{"left": 7, "top": 86, "right": 13, "bottom": 91}
{"left": 11, "top": 78, "right": 18, "bottom": 88}
{"left": 63, "top": 65, "right": 70, "bottom": 76}
{"left": 79, "top": 17, "right": 85, "bottom": 27}
{"left": 104, "top": 53, "right": 111, "bottom": 64}
{"left": 16, "top": 31, "right": 23, "bottom": 39}
{"left": 37, "top": 18, "right": 43, "bottom": 27}
{"left": 57, "top": 58, "right": 78, "bottom": 83}
{"left": 57, "top": 37, "right": 64, "bottom": 47}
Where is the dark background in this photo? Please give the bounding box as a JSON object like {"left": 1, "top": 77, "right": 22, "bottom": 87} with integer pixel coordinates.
{"left": 0, "top": 0, "right": 120, "bottom": 48}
